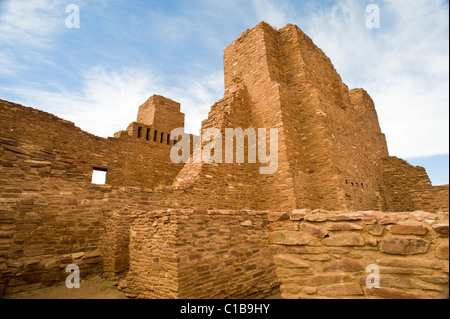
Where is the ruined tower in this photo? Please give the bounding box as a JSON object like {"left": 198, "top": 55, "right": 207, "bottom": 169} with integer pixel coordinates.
{"left": 172, "top": 22, "right": 446, "bottom": 213}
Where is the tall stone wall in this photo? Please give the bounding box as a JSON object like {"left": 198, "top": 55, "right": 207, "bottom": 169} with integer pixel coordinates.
{"left": 380, "top": 157, "right": 449, "bottom": 212}
{"left": 0, "top": 99, "right": 184, "bottom": 190}
{"left": 268, "top": 209, "right": 449, "bottom": 299}
{"left": 170, "top": 22, "right": 445, "bottom": 214}
{"left": 125, "top": 209, "right": 279, "bottom": 299}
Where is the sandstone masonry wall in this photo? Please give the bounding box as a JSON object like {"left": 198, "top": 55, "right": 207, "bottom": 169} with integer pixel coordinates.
{"left": 268, "top": 209, "right": 449, "bottom": 299}
{"left": 0, "top": 99, "right": 184, "bottom": 190}
{"left": 125, "top": 209, "right": 279, "bottom": 299}
{"left": 380, "top": 157, "right": 449, "bottom": 212}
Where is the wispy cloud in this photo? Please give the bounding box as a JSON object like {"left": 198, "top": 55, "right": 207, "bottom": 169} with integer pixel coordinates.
{"left": 1, "top": 65, "right": 223, "bottom": 137}
{"left": 252, "top": 0, "right": 288, "bottom": 28}
{"left": 290, "top": 0, "right": 449, "bottom": 158}
{"left": 0, "top": 0, "right": 447, "bottom": 160}
{"left": 0, "top": 0, "right": 66, "bottom": 48}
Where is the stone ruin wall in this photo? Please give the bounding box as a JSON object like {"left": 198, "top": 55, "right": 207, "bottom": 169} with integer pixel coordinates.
{"left": 380, "top": 156, "right": 449, "bottom": 213}
{"left": 0, "top": 22, "right": 449, "bottom": 298}
{"left": 0, "top": 98, "right": 184, "bottom": 190}
{"left": 267, "top": 209, "right": 449, "bottom": 299}
{"left": 174, "top": 22, "right": 445, "bottom": 214}
{"left": 126, "top": 209, "right": 278, "bottom": 299}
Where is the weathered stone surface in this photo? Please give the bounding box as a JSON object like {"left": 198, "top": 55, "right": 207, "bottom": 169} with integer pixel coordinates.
{"left": 387, "top": 225, "right": 428, "bottom": 235}
{"left": 0, "top": 20, "right": 448, "bottom": 300}
{"left": 367, "top": 224, "right": 384, "bottom": 236}
{"left": 43, "top": 259, "right": 60, "bottom": 270}
{"left": 267, "top": 212, "right": 289, "bottom": 222}
{"left": 379, "top": 237, "right": 429, "bottom": 255}
{"left": 273, "top": 254, "right": 311, "bottom": 268}
{"left": 378, "top": 217, "right": 398, "bottom": 225}
{"left": 380, "top": 267, "right": 434, "bottom": 276}
{"left": 290, "top": 209, "right": 309, "bottom": 221}
{"left": 300, "top": 222, "right": 328, "bottom": 238}
{"left": 418, "top": 276, "right": 448, "bottom": 284}
{"left": 269, "top": 231, "right": 313, "bottom": 246}
{"left": 267, "top": 222, "right": 284, "bottom": 231}
{"left": 323, "top": 259, "right": 364, "bottom": 272}
{"left": 432, "top": 224, "right": 449, "bottom": 236}
{"left": 436, "top": 244, "right": 449, "bottom": 260}
{"left": 72, "top": 252, "right": 85, "bottom": 259}
{"left": 240, "top": 220, "right": 253, "bottom": 227}
{"left": 366, "top": 287, "right": 420, "bottom": 299}
{"left": 307, "top": 274, "right": 353, "bottom": 285}
{"left": 411, "top": 211, "right": 437, "bottom": 221}
{"left": 318, "top": 283, "right": 364, "bottom": 296}
{"left": 323, "top": 233, "right": 365, "bottom": 246}
{"left": 326, "top": 222, "right": 363, "bottom": 231}
{"left": 376, "top": 258, "right": 444, "bottom": 270}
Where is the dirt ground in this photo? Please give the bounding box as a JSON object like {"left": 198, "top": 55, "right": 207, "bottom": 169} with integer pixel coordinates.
{"left": 2, "top": 275, "right": 128, "bottom": 299}
{"left": 2, "top": 276, "right": 282, "bottom": 299}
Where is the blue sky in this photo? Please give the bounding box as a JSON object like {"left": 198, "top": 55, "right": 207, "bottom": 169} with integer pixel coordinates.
{"left": 0, "top": 0, "right": 448, "bottom": 185}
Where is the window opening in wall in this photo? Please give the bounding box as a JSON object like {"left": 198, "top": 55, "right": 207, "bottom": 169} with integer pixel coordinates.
{"left": 137, "top": 127, "right": 142, "bottom": 138}
{"left": 154, "top": 130, "right": 158, "bottom": 142}
{"left": 160, "top": 132, "right": 164, "bottom": 143}
{"left": 92, "top": 168, "right": 107, "bottom": 185}
{"left": 146, "top": 128, "right": 150, "bottom": 140}
{"left": 167, "top": 134, "right": 171, "bottom": 145}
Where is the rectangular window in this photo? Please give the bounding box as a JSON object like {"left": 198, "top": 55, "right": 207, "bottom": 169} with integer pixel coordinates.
{"left": 167, "top": 134, "right": 171, "bottom": 145}
{"left": 92, "top": 168, "right": 107, "bottom": 185}
{"left": 146, "top": 128, "right": 150, "bottom": 140}
{"left": 137, "top": 127, "right": 142, "bottom": 138}
{"left": 153, "top": 130, "right": 158, "bottom": 142}
{"left": 160, "top": 132, "right": 164, "bottom": 143}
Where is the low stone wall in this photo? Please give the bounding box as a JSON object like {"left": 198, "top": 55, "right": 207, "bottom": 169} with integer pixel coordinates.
{"left": 125, "top": 209, "right": 279, "bottom": 299}
{"left": 268, "top": 209, "right": 449, "bottom": 299}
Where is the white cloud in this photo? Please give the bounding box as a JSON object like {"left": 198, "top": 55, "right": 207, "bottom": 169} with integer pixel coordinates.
{"left": 1, "top": 65, "right": 224, "bottom": 138}
{"left": 0, "top": 0, "right": 66, "bottom": 48}
{"left": 252, "top": 0, "right": 287, "bottom": 29}
{"left": 1, "top": 0, "right": 447, "bottom": 159}
{"left": 2, "top": 66, "right": 159, "bottom": 137}
{"left": 292, "top": 0, "right": 449, "bottom": 158}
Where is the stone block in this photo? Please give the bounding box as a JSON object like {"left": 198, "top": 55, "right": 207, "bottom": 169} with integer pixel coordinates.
{"left": 290, "top": 209, "right": 309, "bottom": 221}
{"left": 366, "top": 287, "right": 420, "bottom": 299}
{"left": 367, "top": 224, "right": 384, "bottom": 236}
{"left": 432, "top": 224, "right": 449, "bottom": 236}
{"left": 326, "top": 222, "right": 363, "bottom": 231}
{"left": 300, "top": 222, "right": 328, "bottom": 238}
{"left": 269, "top": 231, "right": 313, "bottom": 246}
{"left": 323, "top": 259, "right": 364, "bottom": 272}
{"left": 273, "top": 254, "right": 311, "bottom": 268}
{"left": 379, "top": 237, "right": 429, "bottom": 255}
{"left": 318, "top": 283, "right": 363, "bottom": 296}
{"left": 436, "top": 244, "right": 449, "bottom": 260}
{"left": 387, "top": 225, "right": 428, "bottom": 235}
{"left": 267, "top": 212, "right": 289, "bottom": 222}
{"left": 323, "top": 233, "right": 365, "bottom": 247}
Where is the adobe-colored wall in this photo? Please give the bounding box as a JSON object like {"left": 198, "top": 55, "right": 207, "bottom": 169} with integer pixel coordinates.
{"left": 137, "top": 95, "right": 185, "bottom": 134}
{"left": 380, "top": 157, "right": 449, "bottom": 212}
{"left": 268, "top": 209, "right": 449, "bottom": 299}
{"left": 172, "top": 22, "right": 417, "bottom": 213}
{"left": 125, "top": 209, "right": 279, "bottom": 299}
{"left": 0, "top": 99, "right": 184, "bottom": 190}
